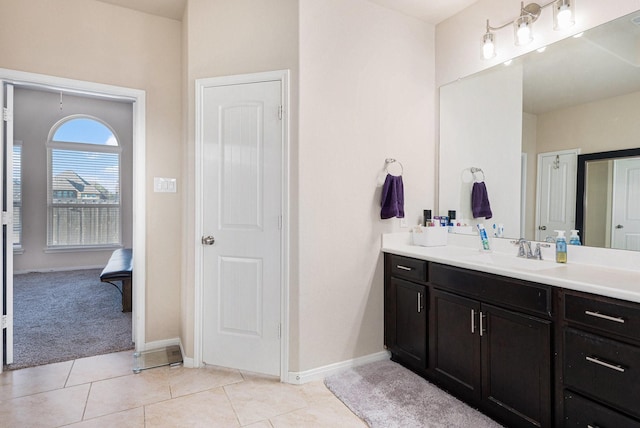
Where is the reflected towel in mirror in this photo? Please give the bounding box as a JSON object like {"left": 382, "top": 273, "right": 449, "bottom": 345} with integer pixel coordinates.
{"left": 472, "top": 181, "right": 492, "bottom": 219}
{"left": 381, "top": 174, "right": 404, "bottom": 219}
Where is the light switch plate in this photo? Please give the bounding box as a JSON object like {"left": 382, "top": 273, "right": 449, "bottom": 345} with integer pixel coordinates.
{"left": 154, "top": 177, "right": 177, "bottom": 193}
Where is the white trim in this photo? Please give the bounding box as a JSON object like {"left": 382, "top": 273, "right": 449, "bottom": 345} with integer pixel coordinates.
{"left": 194, "top": 70, "right": 290, "bottom": 381}
{"left": 287, "top": 351, "right": 391, "bottom": 385}
{"left": 0, "top": 67, "right": 146, "bottom": 352}
{"left": 14, "top": 265, "right": 105, "bottom": 275}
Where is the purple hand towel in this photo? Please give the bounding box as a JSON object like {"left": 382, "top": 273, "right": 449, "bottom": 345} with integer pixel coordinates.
{"left": 472, "top": 181, "right": 493, "bottom": 219}
{"left": 381, "top": 174, "right": 404, "bottom": 219}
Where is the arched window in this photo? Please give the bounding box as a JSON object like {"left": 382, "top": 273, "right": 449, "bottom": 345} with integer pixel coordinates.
{"left": 47, "top": 116, "right": 122, "bottom": 248}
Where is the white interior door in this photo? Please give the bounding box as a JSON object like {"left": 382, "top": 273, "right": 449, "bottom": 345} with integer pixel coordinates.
{"left": 536, "top": 150, "right": 578, "bottom": 241}
{"left": 1, "top": 83, "right": 15, "bottom": 371}
{"left": 611, "top": 158, "right": 640, "bottom": 250}
{"left": 200, "top": 79, "right": 282, "bottom": 376}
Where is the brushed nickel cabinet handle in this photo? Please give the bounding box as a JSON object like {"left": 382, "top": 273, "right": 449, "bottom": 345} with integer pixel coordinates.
{"left": 586, "top": 356, "right": 625, "bottom": 373}
{"left": 585, "top": 310, "right": 625, "bottom": 324}
{"left": 471, "top": 309, "right": 476, "bottom": 334}
{"left": 417, "top": 293, "right": 422, "bottom": 313}
{"left": 396, "top": 265, "right": 412, "bottom": 271}
{"left": 479, "top": 312, "right": 485, "bottom": 337}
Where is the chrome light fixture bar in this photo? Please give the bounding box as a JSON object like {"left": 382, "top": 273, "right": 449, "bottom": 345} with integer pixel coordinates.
{"left": 483, "top": 0, "right": 576, "bottom": 59}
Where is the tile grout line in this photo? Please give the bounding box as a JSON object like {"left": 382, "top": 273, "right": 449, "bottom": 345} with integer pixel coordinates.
{"left": 63, "top": 359, "right": 76, "bottom": 388}
{"left": 80, "top": 380, "right": 92, "bottom": 422}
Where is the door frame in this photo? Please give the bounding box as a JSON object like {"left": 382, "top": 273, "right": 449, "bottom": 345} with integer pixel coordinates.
{"left": 0, "top": 68, "right": 147, "bottom": 363}
{"left": 193, "top": 70, "right": 290, "bottom": 381}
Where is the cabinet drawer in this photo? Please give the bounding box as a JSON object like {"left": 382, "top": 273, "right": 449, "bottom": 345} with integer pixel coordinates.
{"left": 389, "top": 255, "right": 427, "bottom": 283}
{"left": 565, "top": 293, "right": 640, "bottom": 342}
{"left": 564, "top": 328, "right": 640, "bottom": 417}
{"left": 430, "top": 263, "right": 551, "bottom": 317}
{"left": 564, "top": 391, "right": 640, "bottom": 428}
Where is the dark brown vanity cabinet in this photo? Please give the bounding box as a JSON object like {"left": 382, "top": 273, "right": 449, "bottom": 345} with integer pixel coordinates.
{"left": 384, "top": 254, "right": 428, "bottom": 370}
{"left": 429, "top": 263, "right": 552, "bottom": 428}
{"left": 559, "top": 290, "right": 640, "bottom": 427}
{"left": 383, "top": 252, "right": 640, "bottom": 427}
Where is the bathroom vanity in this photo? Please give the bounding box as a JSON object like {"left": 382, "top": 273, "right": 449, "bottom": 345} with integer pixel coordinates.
{"left": 382, "top": 233, "right": 640, "bottom": 428}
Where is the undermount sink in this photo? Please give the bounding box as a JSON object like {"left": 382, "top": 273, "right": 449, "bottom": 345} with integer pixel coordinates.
{"left": 463, "top": 252, "right": 563, "bottom": 272}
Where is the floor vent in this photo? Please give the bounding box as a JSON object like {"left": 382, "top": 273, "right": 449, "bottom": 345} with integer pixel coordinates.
{"left": 133, "top": 345, "right": 183, "bottom": 373}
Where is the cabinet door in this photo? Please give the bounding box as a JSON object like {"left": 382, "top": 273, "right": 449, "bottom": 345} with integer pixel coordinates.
{"left": 430, "top": 289, "right": 482, "bottom": 402}
{"left": 482, "top": 303, "right": 552, "bottom": 428}
{"left": 387, "top": 277, "right": 427, "bottom": 369}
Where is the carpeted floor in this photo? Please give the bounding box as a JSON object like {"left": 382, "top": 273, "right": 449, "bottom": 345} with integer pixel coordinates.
{"left": 7, "top": 269, "right": 134, "bottom": 370}
{"left": 325, "top": 359, "right": 503, "bottom": 428}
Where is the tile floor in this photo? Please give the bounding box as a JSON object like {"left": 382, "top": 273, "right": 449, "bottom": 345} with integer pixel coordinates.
{"left": 0, "top": 350, "right": 367, "bottom": 427}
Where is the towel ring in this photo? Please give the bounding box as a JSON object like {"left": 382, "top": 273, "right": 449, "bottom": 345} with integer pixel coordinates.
{"left": 385, "top": 158, "right": 403, "bottom": 176}
{"left": 470, "top": 167, "right": 485, "bottom": 181}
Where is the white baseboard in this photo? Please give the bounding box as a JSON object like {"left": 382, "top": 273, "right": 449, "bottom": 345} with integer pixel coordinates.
{"left": 286, "top": 350, "right": 390, "bottom": 385}
{"left": 14, "top": 265, "right": 105, "bottom": 275}
{"left": 179, "top": 341, "right": 195, "bottom": 368}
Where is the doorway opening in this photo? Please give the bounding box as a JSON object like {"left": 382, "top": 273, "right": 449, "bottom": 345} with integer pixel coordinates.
{"left": 1, "top": 69, "right": 146, "bottom": 373}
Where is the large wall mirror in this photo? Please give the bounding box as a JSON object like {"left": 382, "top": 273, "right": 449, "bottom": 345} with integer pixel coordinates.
{"left": 439, "top": 9, "right": 640, "bottom": 251}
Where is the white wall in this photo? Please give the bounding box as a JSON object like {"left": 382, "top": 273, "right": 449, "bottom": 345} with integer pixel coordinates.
{"left": 298, "top": 0, "right": 435, "bottom": 371}
{"left": 183, "top": 0, "right": 299, "bottom": 363}
{"left": 0, "top": 0, "right": 183, "bottom": 343}
{"left": 536, "top": 90, "right": 640, "bottom": 154}
{"left": 13, "top": 88, "right": 133, "bottom": 272}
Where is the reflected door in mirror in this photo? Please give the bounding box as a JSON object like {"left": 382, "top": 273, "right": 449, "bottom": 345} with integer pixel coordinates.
{"left": 536, "top": 150, "right": 578, "bottom": 241}
{"left": 612, "top": 158, "right": 640, "bottom": 250}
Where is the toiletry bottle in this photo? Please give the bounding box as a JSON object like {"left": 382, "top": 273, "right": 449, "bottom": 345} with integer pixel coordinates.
{"left": 423, "top": 210, "right": 432, "bottom": 227}
{"left": 555, "top": 230, "right": 567, "bottom": 263}
{"left": 569, "top": 229, "right": 581, "bottom": 245}
{"left": 477, "top": 224, "right": 491, "bottom": 251}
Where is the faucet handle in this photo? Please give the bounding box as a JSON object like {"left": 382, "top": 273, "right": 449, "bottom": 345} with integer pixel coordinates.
{"left": 533, "top": 243, "right": 551, "bottom": 260}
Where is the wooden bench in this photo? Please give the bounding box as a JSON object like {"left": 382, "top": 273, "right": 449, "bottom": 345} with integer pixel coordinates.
{"left": 100, "top": 248, "right": 133, "bottom": 312}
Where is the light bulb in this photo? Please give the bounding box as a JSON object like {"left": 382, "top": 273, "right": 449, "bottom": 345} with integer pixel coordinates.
{"left": 556, "top": 6, "right": 572, "bottom": 28}
{"left": 554, "top": 0, "right": 575, "bottom": 30}
{"left": 517, "top": 23, "right": 531, "bottom": 45}
{"left": 514, "top": 15, "right": 533, "bottom": 46}
{"left": 482, "top": 33, "right": 496, "bottom": 59}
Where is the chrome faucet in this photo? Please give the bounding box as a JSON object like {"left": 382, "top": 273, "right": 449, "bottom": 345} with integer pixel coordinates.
{"left": 515, "top": 238, "right": 533, "bottom": 258}
{"left": 512, "top": 239, "right": 550, "bottom": 260}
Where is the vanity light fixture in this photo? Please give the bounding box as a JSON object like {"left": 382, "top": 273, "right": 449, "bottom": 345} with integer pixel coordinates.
{"left": 483, "top": 0, "right": 576, "bottom": 59}
{"left": 482, "top": 20, "right": 497, "bottom": 59}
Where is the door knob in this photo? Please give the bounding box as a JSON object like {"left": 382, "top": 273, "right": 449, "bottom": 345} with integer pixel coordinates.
{"left": 616, "top": 224, "right": 624, "bottom": 229}
{"left": 538, "top": 225, "right": 547, "bottom": 230}
{"left": 201, "top": 235, "right": 215, "bottom": 245}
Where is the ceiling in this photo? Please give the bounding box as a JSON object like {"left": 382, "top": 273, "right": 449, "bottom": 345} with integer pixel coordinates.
{"left": 522, "top": 11, "right": 640, "bottom": 114}
{"left": 95, "top": 0, "right": 478, "bottom": 23}
{"left": 367, "top": 0, "right": 478, "bottom": 24}
{"left": 96, "top": 0, "right": 187, "bottom": 21}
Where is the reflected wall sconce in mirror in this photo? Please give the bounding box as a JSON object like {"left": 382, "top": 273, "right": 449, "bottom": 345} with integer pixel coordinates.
{"left": 482, "top": 0, "right": 576, "bottom": 59}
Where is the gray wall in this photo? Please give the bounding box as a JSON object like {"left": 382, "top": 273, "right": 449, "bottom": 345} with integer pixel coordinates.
{"left": 13, "top": 87, "right": 133, "bottom": 272}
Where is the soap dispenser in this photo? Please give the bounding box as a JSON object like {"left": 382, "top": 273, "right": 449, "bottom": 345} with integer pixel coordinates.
{"left": 555, "top": 230, "right": 567, "bottom": 263}
{"left": 569, "top": 229, "right": 581, "bottom": 245}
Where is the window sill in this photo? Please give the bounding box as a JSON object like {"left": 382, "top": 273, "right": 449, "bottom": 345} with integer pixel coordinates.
{"left": 44, "top": 245, "right": 122, "bottom": 254}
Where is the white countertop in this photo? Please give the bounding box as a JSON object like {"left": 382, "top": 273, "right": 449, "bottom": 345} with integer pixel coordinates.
{"left": 382, "top": 232, "right": 640, "bottom": 303}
